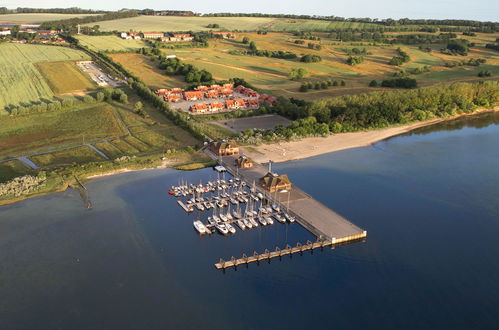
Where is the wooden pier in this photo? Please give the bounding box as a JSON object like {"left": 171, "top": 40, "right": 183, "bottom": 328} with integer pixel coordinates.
{"left": 215, "top": 232, "right": 367, "bottom": 269}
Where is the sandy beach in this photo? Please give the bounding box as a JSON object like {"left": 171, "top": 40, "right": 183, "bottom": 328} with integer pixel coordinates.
{"left": 244, "top": 108, "right": 499, "bottom": 164}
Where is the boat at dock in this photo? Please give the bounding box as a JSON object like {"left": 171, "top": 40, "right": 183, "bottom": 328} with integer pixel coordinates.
{"left": 258, "top": 217, "right": 267, "bottom": 226}
{"left": 274, "top": 214, "right": 286, "bottom": 223}
{"left": 193, "top": 221, "right": 207, "bottom": 234}
{"left": 243, "top": 218, "right": 252, "bottom": 228}
{"left": 236, "top": 219, "right": 246, "bottom": 230}
{"left": 265, "top": 216, "right": 274, "bottom": 225}
{"left": 226, "top": 223, "right": 236, "bottom": 234}
{"left": 215, "top": 223, "right": 229, "bottom": 235}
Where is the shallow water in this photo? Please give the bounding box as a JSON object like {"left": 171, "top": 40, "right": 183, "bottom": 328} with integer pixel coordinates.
{"left": 1, "top": 112, "right": 498, "bottom": 329}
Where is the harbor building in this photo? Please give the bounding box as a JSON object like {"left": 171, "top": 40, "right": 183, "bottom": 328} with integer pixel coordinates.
{"left": 235, "top": 155, "right": 253, "bottom": 168}
{"left": 260, "top": 172, "right": 292, "bottom": 192}
{"left": 209, "top": 139, "right": 239, "bottom": 156}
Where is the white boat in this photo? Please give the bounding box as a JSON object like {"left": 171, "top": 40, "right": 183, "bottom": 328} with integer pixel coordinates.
{"left": 243, "top": 218, "right": 252, "bottom": 229}
{"left": 207, "top": 217, "right": 216, "bottom": 226}
{"left": 259, "top": 207, "right": 267, "bottom": 214}
{"left": 272, "top": 204, "right": 281, "bottom": 212}
{"left": 215, "top": 223, "right": 229, "bottom": 235}
{"left": 196, "top": 203, "right": 205, "bottom": 211}
{"left": 226, "top": 212, "right": 233, "bottom": 221}
{"left": 266, "top": 206, "right": 273, "bottom": 213}
{"left": 213, "top": 215, "right": 220, "bottom": 223}
{"left": 265, "top": 216, "right": 274, "bottom": 225}
{"left": 232, "top": 211, "right": 242, "bottom": 219}
{"left": 258, "top": 217, "right": 267, "bottom": 226}
{"left": 193, "top": 220, "right": 207, "bottom": 234}
{"left": 283, "top": 213, "right": 295, "bottom": 223}
{"left": 250, "top": 218, "right": 259, "bottom": 227}
{"left": 220, "top": 213, "right": 228, "bottom": 222}
{"left": 226, "top": 223, "right": 236, "bottom": 234}
{"left": 236, "top": 220, "right": 246, "bottom": 230}
{"left": 274, "top": 214, "right": 286, "bottom": 223}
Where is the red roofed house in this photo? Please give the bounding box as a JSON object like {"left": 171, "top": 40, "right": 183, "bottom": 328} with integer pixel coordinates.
{"left": 206, "top": 90, "right": 219, "bottom": 98}
{"left": 155, "top": 88, "right": 169, "bottom": 95}
{"left": 246, "top": 99, "right": 260, "bottom": 108}
{"left": 184, "top": 91, "right": 204, "bottom": 101}
{"left": 243, "top": 88, "right": 258, "bottom": 97}
{"left": 195, "top": 85, "right": 209, "bottom": 91}
{"left": 267, "top": 97, "right": 277, "bottom": 105}
{"left": 190, "top": 103, "right": 208, "bottom": 113}
{"left": 142, "top": 32, "right": 164, "bottom": 39}
{"left": 210, "top": 84, "right": 221, "bottom": 90}
{"left": 170, "top": 88, "right": 182, "bottom": 94}
{"left": 225, "top": 99, "right": 236, "bottom": 110}
{"left": 209, "top": 102, "right": 224, "bottom": 112}
{"left": 173, "top": 33, "right": 194, "bottom": 41}
{"left": 220, "top": 88, "right": 233, "bottom": 97}
{"left": 235, "top": 85, "right": 245, "bottom": 93}
{"left": 222, "top": 83, "right": 234, "bottom": 89}
{"left": 165, "top": 94, "right": 180, "bottom": 102}
{"left": 234, "top": 99, "right": 246, "bottom": 109}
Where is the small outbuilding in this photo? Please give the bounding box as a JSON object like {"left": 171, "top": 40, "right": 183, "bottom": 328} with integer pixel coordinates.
{"left": 209, "top": 139, "right": 239, "bottom": 156}
{"left": 235, "top": 155, "right": 253, "bottom": 168}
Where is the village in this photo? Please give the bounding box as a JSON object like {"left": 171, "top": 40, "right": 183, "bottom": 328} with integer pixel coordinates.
{"left": 0, "top": 23, "right": 66, "bottom": 44}
{"left": 120, "top": 30, "right": 235, "bottom": 41}
{"left": 155, "top": 84, "right": 276, "bottom": 114}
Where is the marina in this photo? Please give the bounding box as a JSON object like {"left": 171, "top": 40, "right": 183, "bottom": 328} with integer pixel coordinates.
{"left": 168, "top": 142, "right": 367, "bottom": 269}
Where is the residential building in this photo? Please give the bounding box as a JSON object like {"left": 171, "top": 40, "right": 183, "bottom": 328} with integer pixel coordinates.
{"left": 190, "top": 103, "right": 208, "bottom": 113}
{"left": 209, "top": 102, "right": 224, "bottom": 112}
{"left": 142, "top": 32, "right": 164, "bottom": 39}
{"left": 184, "top": 91, "right": 204, "bottom": 101}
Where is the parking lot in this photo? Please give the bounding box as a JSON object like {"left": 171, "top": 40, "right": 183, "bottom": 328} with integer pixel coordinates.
{"left": 210, "top": 114, "right": 292, "bottom": 133}
{"left": 76, "top": 61, "right": 121, "bottom": 87}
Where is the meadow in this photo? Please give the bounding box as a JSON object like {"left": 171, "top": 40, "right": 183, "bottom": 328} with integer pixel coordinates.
{"left": 0, "top": 13, "right": 99, "bottom": 23}
{"left": 84, "top": 16, "right": 380, "bottom": 32}
{"left": 0, "top": 103, "right": 126, "bottom": 157}
{"left": 126, "top": 31, "right": 498, "bottom": 100}
{"left": 110, "top": 53, "right": 185, "bottom": 89}
{"left": 76, "top": 35, "right": 147, "bottom": 52}
{"left": 36, "top": 61, "right": 95, "bottom": 94}
{"left": 0, "top": 43, "right": 91, "bottom": 112}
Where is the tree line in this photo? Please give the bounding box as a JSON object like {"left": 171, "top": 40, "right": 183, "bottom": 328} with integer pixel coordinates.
{"left": 40, "top": 10, "right": 139, "bottom": 32}
{"left": 0, "top": 7, "right": 105, "bottom": 14}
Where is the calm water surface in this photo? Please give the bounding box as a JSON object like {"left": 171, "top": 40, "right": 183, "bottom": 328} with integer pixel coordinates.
{"left": 1, "top": 112, "right": 498, "bottom": 330}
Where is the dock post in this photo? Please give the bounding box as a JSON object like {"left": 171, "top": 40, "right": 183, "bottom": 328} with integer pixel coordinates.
{"left": 219, "top": 258, "right": 225, "bottom": 268}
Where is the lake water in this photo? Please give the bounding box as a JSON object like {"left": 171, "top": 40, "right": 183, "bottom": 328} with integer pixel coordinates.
{"left": 1, "top": 112, "right": 498, "bottom": 330}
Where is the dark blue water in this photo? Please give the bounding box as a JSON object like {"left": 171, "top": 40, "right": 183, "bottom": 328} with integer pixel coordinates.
{"left": 1, "top": 112, "right": 498, "bottom": 330}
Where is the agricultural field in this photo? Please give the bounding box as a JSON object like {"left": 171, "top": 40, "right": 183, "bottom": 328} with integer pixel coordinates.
{"left": 36, "top": 61, "right": 96, "bottom": 94}
{"left": 0, "top": 43, "right": 91, "bottom": 113}
{"left": 84, "top": 16, "right": 380, "bottom": 32}
{"left": 0, "top": 103, "right": 126, "bottom": 157}
{"left": 126, "top": 31, "right": 499, "bottom": 100}
{"left": 110, "top": 53, "right": 185, "bottom": 89}
{"left": 0, "top": 13, "right": 99, "bottom": 23}
{"left": 76, "top": 35, "right": 147, "bottom": 52}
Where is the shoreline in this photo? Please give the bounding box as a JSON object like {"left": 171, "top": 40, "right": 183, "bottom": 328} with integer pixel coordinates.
{"left": 244, "top": 107, "right": 499, "bottom": 164}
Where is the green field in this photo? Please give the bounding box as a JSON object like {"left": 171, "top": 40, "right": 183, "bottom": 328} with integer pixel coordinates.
{"left": 0, "top": 13, "right": 99, "bottom": 23}
{"left": 76, "top": 35, "right": 148, "bottom": 52}
{"left": 31, "top": 146, "right": 104, "bottom": 167}
{"left": 84, "top": 16, "right": 380, "bottom": 32}
{"left": 0, "top": 43, "right": 90, "bottom": 112}
{"left": 36, "top": 61, "right": 96, "bottom": 94}
{"left": 0, "top": 103, "right": 126, "bottom": 157}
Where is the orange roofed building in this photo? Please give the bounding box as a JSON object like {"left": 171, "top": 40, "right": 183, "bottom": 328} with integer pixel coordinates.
{"left": 209, "top": 102, "right": 224, "bottom": 112}
{"left": 190, "top": 103, "right": 208, "bottom": 113}
{"left": 184, "top": 90, "right": 204, "bottom": 101}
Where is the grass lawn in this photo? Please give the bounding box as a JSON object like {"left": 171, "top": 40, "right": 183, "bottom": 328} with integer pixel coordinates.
{"left": 31, "top": 146, "right": 104, "bottom": 167}
{"left": 35, "top": 61, "right": 96, "bottom": 94}
{"left": 93, "top": 141, "right": 124, "bottom": 159}
{"left": 110, "top": 53, "right": 185, "bottom": 89}
{"left": 0, "top": 103, "right": 126, "bottom": 156}
{"left": 0, "top": 43, "right": 90, "bottom": 112}
{"left": 76, "top": 35, "right": 148, "bottom": 52}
